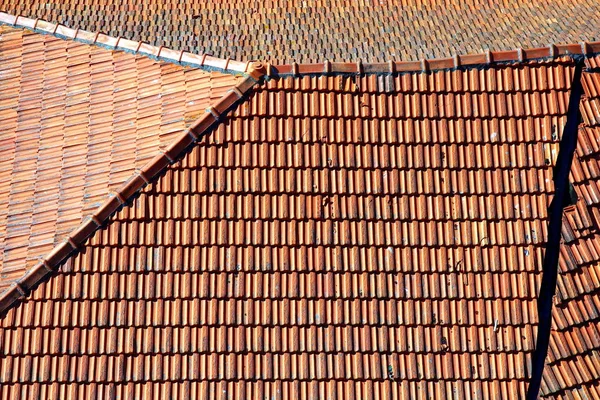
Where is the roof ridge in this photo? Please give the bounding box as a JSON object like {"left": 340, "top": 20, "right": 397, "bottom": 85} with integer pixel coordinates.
{"left": 0, "top": 11, "right": 251, "bottom": 76}
{"left": 267, "top": 43, "right": 600, "bottom": 76}
{"left": 0, "top": 59, "right": 268, "bottom": 316}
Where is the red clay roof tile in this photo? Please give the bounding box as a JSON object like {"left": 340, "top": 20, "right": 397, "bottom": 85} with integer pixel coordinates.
{"left": 2, "top": 48, "right": 599, "bottom": 398}
{"left": 1, "top": 7, "right": 600, "bottom": 400}
{"left": 3, "top": 1, "right": 600, "bottom": 64}
{"left": 0, "top": 24, "right": 243, "bottom": 288}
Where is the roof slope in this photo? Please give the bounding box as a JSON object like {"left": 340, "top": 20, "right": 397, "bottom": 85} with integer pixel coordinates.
{"left": 3, "top": 55, "right": 600, "bottom": 398}
{"left": 0, "top": 23, "right": 242, "bottom": 287}
{"left": 544, "top": 74, "right": 600, "bottom": 397}
{"left": 0, "top": 10, "right": 600, "bottom": 400}
{"left": 2, "top": 0, "right": 600, "bottom": 63}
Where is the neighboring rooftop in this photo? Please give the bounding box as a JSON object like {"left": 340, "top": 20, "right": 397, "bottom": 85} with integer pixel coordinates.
{"left": 2, "top": 0, "right": 600, "bottom": 63}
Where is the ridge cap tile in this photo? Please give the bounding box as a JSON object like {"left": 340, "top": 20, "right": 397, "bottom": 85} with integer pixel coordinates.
{"left": 269, "top": 42, "right": 600, "bottom": 77}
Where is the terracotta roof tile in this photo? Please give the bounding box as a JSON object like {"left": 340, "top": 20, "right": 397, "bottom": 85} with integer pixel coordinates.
{"left": 4, "top": 50, "right": 600, "bottom": 398}
{"left": 2, "top": 0, "right": 600, "bottom": 63}
{"left": 1, "top": 7, "right": 600, "bottom": 400}
{"left": 0, "top": 24, "right": 242, "bottom": 288}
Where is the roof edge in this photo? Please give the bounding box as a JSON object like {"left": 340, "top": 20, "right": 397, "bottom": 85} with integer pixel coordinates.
{"left": 267, "top": 44, "right": 600, "bottom": 77}
{"left": 0, "top": 11, "right": 252, "bottom": 76}
{"left": 0, "top": 61, "right": 268, "bottom": 317}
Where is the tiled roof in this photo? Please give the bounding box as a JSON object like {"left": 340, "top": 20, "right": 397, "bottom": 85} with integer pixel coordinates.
{"left": 2, "top": 18, "right": 600, "bottom": 395}
{"left": 0, "top": 11, "right": 600, "bottom": 400}
{"left": 2, "top": 0, "right": 600, "bottom": 63}
{"left": 0, "top": 21, "right": 244, "bottom": 288}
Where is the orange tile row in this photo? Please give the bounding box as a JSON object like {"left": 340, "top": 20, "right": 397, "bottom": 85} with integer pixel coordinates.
{"left": 0, "top": 324, "right": 537, "bottom": 355}
{"left": 0, "top": 379, "right": 530, "bottom": 400}
{"left": 66, "top": 243, "right": 542, "bottom": 275}
{"left": 205, "top": 114, "right": 565, "bottom": 145}
{"left": 235, "top": 90, "right": 571, "bottom": 119}
{"left": 129, "top": 192, "right": 552, "bottom": 222}
{"left": 56, "top": 220, "right": 548, "bottom": 249}
{"left": 157, "top": 145, "right": 560, "bottom": 174}
{"left": 7, "top": 270, "right": 540, "bottom": 306}
{"left": 0, "top": 351, "right": 533, "bottom": 382}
